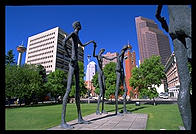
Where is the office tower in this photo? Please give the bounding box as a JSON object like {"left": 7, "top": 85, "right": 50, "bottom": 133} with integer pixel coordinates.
{"left": 124, "top": 50, "right": 138, "bottom": 98}
{"left": 25, "top": 27, "right": 84, "bottom": 74}
{"left": 135, "top": 16, "right": 171, "bottom": 65}
{"left": 102, "top": 52, "right": 118, "bottom": 68}
{"left": 86, "top": 61, "right": 97, "bottom": 81}
{"left": 164, "top": 52, "right": 180, "bottom": 98}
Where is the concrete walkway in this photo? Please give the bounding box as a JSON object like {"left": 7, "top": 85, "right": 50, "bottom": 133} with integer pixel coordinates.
{"left": 48, "top": 112, "right": 148, "bottom": 130}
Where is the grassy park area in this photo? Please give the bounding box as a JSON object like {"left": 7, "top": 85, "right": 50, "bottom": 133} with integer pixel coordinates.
{"left": 5, "top": 103, "right": 183, "bottom": 130}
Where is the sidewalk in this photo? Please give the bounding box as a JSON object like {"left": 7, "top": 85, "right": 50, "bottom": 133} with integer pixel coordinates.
{"left": 48, "top": 112, "right": 148, "bottom": 130}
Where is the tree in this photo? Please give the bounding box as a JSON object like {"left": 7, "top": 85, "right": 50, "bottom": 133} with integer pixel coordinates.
{"left": 5, "top": 64, "right": 44, "bottom": 105}
{"left": 129, "top": 55, "right": 166, "bottom": 105}
{"left": 92, "top": 72, "right": 99, "bottom": 95}
{"left": 44, "top": 69, "right": 67, "bottom": 100}
{"left": 36, "top": 64, "right": 47, "bottom": 102}
{"left": 5, "top": 64, "right": 18, "bottom": 106}
{"left": 5, "top": 49, "right": 16, "bottom": 65}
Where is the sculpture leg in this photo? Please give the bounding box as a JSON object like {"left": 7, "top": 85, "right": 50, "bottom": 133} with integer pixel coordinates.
{"left": 115, "top": 72, "right": 121, "bottom": 115}
{"left": 96, "top": 73, "right": 102, "bottom": 115}
{"left": 173, "top": 38, "right": 192, "bottom": 130}
{"left": 101, "top": 75, "right": 107, "bottom": 114}
{"left": 74, "top": 65, "right": 90, "bottom": 124}
{"left": 61, "top": 65, "right": 74, "bottom": 129}
{"left": 122, "top": 76, "right": 130, "bottom": 114}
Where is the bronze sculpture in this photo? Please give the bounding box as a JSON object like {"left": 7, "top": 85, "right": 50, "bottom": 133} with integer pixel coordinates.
{"left": 61, "top": 21, "right": 94, "bottom": 129}
{"left": 156, "top": 5, "right": 192, "bottom": 130}
{"left": 114, "top": 45, "right": 132, "bottom": 115}
{"left": 92, "top": 41, "right": 117, "bottom": 115}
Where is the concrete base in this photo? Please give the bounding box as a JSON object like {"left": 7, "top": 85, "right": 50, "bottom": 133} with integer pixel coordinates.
{"left": 48, "top": 112, "right": 148, "bottom": 130}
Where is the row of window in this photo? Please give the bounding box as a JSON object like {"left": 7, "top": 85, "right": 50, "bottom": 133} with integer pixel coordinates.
{"left": 27, "top": 55, "right": 53, "bottom": 63}
{"left": 167, "top": 65, "right": 177, "bottom": 78}
{"left": 28, "top": 45, "right": 54, "bottom": 55}
{"left": 30, "top": 32, "right": 55, "bottom": 43}
{"left": 28, "top": 50, "right": 54, "bottom": 59}
{"left": 35, "top": 60, "right": 53, "bottom": 65}
{"left": 29, "top": 41, "right": 55, "bottom": 51}
{"left": 44, "top": 65, "right": 53, "bottom": 69}
{"left": 29, "top": 36, "right": 55, "bottom": 47}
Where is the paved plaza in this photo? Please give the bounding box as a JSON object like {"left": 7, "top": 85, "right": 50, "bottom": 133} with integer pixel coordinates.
{"left": 48, "top": 112, "right": 148, "bottom": 130}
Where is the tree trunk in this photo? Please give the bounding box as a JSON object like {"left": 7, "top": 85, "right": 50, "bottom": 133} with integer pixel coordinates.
{"left": 153, "top": 98, "right": 156, "bottom": 106}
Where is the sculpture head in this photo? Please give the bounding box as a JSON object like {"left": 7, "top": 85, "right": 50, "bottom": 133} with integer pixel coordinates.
{"left": 72, "top": 21, "right": 81, "bottom": 31}
{"left": 121, "top": 45, "right": 128, "bottom": 52}
{"left": 99, "top": 48, "right": 105, "bottom": 55}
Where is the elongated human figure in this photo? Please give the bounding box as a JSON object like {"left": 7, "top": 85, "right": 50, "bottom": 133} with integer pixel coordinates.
{"left": 93, "top": 41, "right": 117, "bottom": 115}
{"left": 156, "top": 5, "right": 192, "bottom": 130}
{"left": 61, "top": 21, "right": 94, "bottom": 129}
{"left": 115, "top": 45, "right": 132, "bottom": 115}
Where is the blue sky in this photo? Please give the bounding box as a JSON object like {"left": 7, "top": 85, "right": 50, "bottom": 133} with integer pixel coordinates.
{"left": 5, "top": 5, "right": 173, "bottom": 73}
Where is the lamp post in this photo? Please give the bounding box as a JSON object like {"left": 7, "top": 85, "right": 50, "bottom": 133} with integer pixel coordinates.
{"left": 87, "top": 55, "right": 91, "bottom": 104}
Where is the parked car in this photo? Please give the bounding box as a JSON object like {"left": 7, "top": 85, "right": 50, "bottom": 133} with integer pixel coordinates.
{"left": 163, "top": 92, "right": 169, "bottom": 99}
{"left": 159, "top": 92, "right": 165, "bottom": 98}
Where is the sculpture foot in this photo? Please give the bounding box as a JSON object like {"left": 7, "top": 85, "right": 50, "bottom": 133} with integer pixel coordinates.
{"left": 96, "top": 110, "right": 102, "bottom": 115}
{"left": 123, "top": 110, "right": 131, "bottom": 114}
{"left": 78, "top": 119, "right": 90, "bottom": 124}
{"left": 115, "top": 112, "right": 123, "bottom": 116}
{"left": 61, "top": 123, "right": 74, "bottom": 129}
{"left": 101, "top": 110, "right": 108, "bottom": 114}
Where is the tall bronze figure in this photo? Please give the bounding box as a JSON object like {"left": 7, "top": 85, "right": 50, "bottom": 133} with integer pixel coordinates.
{"left": 115, "top": 45, "right": 132, "bottom": 115}
{"left": 156, "top": 5, "right": 192, "bottom": 130}
{"left": 61, "top": 21, "right": 94, "bottom": 129}
{"left": 92, "top": 41, "right": 117, "bottom": 115}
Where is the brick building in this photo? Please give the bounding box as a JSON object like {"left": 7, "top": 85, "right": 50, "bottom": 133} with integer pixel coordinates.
{"left": 124, "top": 50, "right": 138, "bottom": 99}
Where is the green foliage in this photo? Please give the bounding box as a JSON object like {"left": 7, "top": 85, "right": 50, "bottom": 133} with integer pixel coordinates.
{"left": 129, "top": 55, "right": 166, "bottom": 100}
{"left": 5, "top": 49, "right": 16, "bottom": 65}
{"left": 44, "top": 69, "right": 67, "bottom": 99}
{"left": 36, "top": 64, "right": 47, "bottom": 83}
{"left": 5, "top": 64, "right": 44, "bottom": 104}
{"left": 92, "top": 72, "right": 99, "bottom": 95}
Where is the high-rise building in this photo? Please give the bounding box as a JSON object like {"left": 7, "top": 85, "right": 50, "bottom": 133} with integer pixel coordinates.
{"left": 164, "top": 52, "right": 180, "bottom": 98}
{"left": 102, "top": 52, "right": 118, "bottom": 68}
{"left": 25, "top": 27, "right": 84, "bottom": 74}
{"left": 86, "top": 61, "right": 97, "bottom": 81}
{"left": 135, "top": 16, "right": 171, "bottom": 65}
{"left": 124, "top": 50, "right": 138, "bottom": 98}
{"left": 85, "top": 61, "right": 97, "bottom": 96}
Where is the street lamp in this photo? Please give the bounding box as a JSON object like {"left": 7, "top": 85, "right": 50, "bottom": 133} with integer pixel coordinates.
{"left": 87, "top": 55, "right": 91, "bottom": 104}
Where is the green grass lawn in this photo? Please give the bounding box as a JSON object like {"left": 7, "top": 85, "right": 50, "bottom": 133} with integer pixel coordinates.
{"left": 5, "top": 103, "right": 183, "bottom": 130}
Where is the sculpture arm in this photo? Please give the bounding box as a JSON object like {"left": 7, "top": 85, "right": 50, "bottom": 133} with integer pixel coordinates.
{"left": 103, "top": 56, "right": 117, "bottom": 61}
{"left": 155, "top": 5, "right": 169, "bottom": 32}
{"left": 92, "top": 41, "right": 98, "bottom": 58}
{"left": 62, "top": 33, "right": 73, "bottom": 58}
{"left": 79, "top": 40, "right": 94, "bottom": 47}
